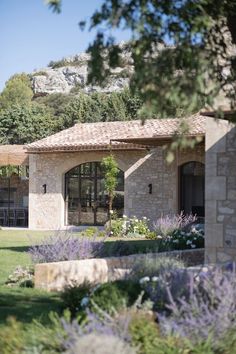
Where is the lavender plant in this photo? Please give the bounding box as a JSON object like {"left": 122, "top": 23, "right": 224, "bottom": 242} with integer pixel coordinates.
{"left": 67, "top": 333, "right": 137, "bottom": 354}
{"left": 29, "top": 232, "right": 106, "bottom": 263}
{"left": 159, "top": 267, "right": 236, "bottom": 348}
{"left": 153, "top": 212, "right": 197, "bottom": 238}
{"left": 61, "top": 303, "right": 131, "bottom": 351}
{"left": 141, "top": 268, "right": 193, "bottom": 311}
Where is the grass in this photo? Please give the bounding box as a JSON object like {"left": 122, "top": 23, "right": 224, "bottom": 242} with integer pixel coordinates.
{"left": 0, "top": 230, "right": 61, "bottom": 328}
{"left": 0, "top": 229, "right": 160, "bottom": 329}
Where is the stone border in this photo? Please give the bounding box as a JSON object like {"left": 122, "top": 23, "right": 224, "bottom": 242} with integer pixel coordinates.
{"left": 34, "top": 248, "right": 204, "bottom": 292}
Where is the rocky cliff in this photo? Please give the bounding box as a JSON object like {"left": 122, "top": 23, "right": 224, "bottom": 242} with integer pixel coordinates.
{"left": 31, "top": 47, "right": 134, "bottom": 96}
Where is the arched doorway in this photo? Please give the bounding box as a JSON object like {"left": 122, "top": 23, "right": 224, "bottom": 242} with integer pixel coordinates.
{"left": 180, "top": 161, "right": 205, "bottom": 217}
{"left": 65, "top": 161, "right": 124, "bottom": 225}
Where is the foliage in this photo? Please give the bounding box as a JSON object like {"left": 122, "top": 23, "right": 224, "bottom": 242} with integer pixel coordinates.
{"left": 159, "top": 267, "right": 236, "bottom": 349}
{"left": 0, "top": 102, "right": 56, "bottom": 144}
{"left": 101, "top": 155, "right": 119, "bottom": 228}
{"left": 108, "top": 215, "right": 150, "bottom": 237}
{"left": 67, "top": 333, "right": 137, "bottom": 354}
{"left": 153, "top": 213, "right": 197, "bottom": 238}
{"left": 130, "top": 256, "right": 185, "bottom": 281}
{"left": 140, "top": 268, "right": 193, "bottom": 311}
{"left": 61, "top": 305, "right": 131, "bottom": 351}
{"left": 91, "top": 281, "right": 142, "bottom": 314}
{"left": 29, "top": 232, "right": 106, "bottom": 263}
{"left": 67, "top": 1, "right": 236, "bottom": 118}
{"left": 60, "top": 89, "right": 143, "bottom": 129}
{"left": 129, "top": 313, "right": 160, "bottom": 354}
{"left": 61, "top": 282, "right": 91, "bottom": 317}
{"left": 61, "top": 280, "right": 142, "bottom": 317}
{"left": 0, "top": 73, "right": 33, "bottom": 111}
{"left": 35, "top": 92, "right": 73, "bottom": 120}
{"left": 5, "top": 265, "right": 34, "bottom": 288}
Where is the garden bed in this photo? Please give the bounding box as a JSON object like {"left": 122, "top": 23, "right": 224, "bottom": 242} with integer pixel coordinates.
{"left": 35, "top": 248, "right": 204, "bottom": 291}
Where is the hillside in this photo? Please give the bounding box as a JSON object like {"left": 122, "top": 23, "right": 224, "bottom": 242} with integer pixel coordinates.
{"left": 31, "top": 44, "right": 134, "bottom": 96}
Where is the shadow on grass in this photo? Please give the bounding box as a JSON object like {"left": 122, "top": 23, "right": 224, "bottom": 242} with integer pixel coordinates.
{"left": 0, "top": 246, "right": 30, "bottom": 253}
{"left": 0, "top": 287, "right": 62, "bottom": 325}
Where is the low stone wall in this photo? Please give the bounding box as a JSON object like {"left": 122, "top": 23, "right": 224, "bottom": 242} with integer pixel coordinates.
{"left": 35, "top": 249, "right": 204, "bottom": 292}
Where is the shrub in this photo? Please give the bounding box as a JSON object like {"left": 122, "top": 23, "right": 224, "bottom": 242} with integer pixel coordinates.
{"left": 29, "top": 232, "right": 106, "bottom": 263}
{"left": 61, "top": 283, "right": 91, "bottom": 317}
{"left": 153, "top": 212, "right": 197, "bottom": 238}
{"left": 61, "top": 280, "right": 142, "bottom": 317}
{"left": 129, "top": 256, "right": 185, "bottom": 281}
{"left": 129, "top": 313, "right": 160, "bottom": 354}
{"left": 91, "top": 281, "right": 142, "bottom": 314}
{"left": 108, "top": 215, "right": 150, "bottom": 238}
{"left": 61, "top": 306, "right": 131, "bottom": 350}
{"left": 159, "top": 267, "right": 236, "bottom": 349}
{"left": 5, "top": 266, "right": 34, "bottom": 288}
{"left": 140, "top": 268, "right": 193, "bottom": 311}
{"left": 67, "top": 333, "right": 137, "bottom": 354}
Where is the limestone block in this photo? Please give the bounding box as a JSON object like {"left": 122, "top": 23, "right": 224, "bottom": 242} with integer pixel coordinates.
{"left": 205, "top": 223, "right": 224, "bottom": 248}
{"left": 205, "top": 176, "right": 226, "bottom": 200}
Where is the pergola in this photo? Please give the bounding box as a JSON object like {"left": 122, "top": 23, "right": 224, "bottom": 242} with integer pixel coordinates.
{"left": 0, "top": 145, "right": 29, "bottom": 166}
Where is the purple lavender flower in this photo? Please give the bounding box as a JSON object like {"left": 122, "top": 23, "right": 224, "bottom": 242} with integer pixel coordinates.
{"left": 29, "top": 231, "right": 106, "bottom": 263}
{"left": 159, "top": 267, "right": 236, "bottom": 348}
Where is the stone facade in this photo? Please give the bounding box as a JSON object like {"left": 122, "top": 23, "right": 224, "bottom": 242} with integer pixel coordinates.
{"left": 205, "top": 118, "right": 236, "bottom": 263}
{"left": 28, "top": 144, "right": 204, "bottom": 230}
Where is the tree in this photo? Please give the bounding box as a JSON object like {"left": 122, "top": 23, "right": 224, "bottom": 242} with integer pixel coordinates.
{"left": 0, "top": 73, "right": 33, "bottom": 111}
{"left": 59, "top": 90, "right": 143, "bottom": 129}
{"left": 0, "top": 102, "right": 56, "bottom": 144}
{"left": 101, "top": 155, "right": 119, "bottom": 231}
{"left": 47, "top": 0, "right": 236, "bottom": 120}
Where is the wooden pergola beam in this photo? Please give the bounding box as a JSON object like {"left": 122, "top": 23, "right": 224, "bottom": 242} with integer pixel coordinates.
{"left": 0, "top": 145, "right": 29, "bottom": 166}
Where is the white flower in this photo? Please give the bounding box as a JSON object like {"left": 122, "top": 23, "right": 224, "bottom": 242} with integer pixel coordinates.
{"left": 186, "top": 240, "right": 192, "bottom": 245}
{"left": 157, "top": 235, "right": 162, "bottom": 239}
{"left": 110, "top": 231, "right": 114, "bottom": 235}
{"left": 139, "top": 276, "right": 150, "bottom": 284}
{"left": 143, "top": 216, "right": 147, "bottom": 220}
{"left": 123, "top": 214, "right": 127, "bottom": 218}
{"left": 151, "top": 276, "right": 159, "bottom": 282}
{"left": 202, "top": 267, "right": 208, "bottom": 273}
{"left": 110, "top": 210, "right": 114, "bottom": 214}
{"left": 80, "top": 296, "right": 90, "bottom": 307}
{"left": 191, "top": 244, "right": 196, "bottom": 248}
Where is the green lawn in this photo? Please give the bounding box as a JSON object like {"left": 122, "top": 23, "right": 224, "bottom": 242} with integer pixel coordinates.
{"left": 0, "top": 229, "right": 160, "bottom": 328}
{"left": 0, "top": 230, "right": 62, "bottom": 328}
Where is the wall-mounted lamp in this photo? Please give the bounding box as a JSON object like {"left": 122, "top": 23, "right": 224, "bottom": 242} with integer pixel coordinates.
{"left": 148, "top": 183, "right": 152, "bottom": 194}
{"left": 42, "top": 184, "right": 47, "bottom": 194}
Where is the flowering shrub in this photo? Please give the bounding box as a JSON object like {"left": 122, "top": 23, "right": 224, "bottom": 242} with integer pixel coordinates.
{"left": 153, "top": 212, "right": 197, "bottom": 238}
{"left": 140, "top": 268, "right": 192, "bottom": 311}
{"left": 29, "top": 232, "right": 106, "bottom": 263}
{"left": 108, "top": 215, "right": 150, "bottom": 237}
{"left": 159, "top": 267, "right": 236, "bottom": 348}
{"left": 62, "top": 305, "right": 131, "bottom": 351}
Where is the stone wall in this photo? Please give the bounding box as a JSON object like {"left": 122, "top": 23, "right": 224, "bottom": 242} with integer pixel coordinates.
{"left": 205, "top": 118, "right": 236, "bottom": 263}
{"left": 29, "top": 144, "right": 204, "bottom": 230}
{"left": 34, "top": 249, "right": 204, "bottom": 291}
{"left": 125, "top": 144, "right": 204, "bottom": 224}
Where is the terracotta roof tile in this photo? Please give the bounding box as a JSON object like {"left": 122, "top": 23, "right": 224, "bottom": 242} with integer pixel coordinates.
{"left": 26, "top": 113, "right": 206, "bottom": 152}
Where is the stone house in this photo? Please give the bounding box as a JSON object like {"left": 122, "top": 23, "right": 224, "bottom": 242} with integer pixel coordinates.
{"left": 0, "top": 114, "right": 235, "bottom": 263}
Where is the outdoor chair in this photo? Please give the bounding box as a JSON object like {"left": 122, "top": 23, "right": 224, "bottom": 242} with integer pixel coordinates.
{"left": 0, "top": 209, "right": 7, "bottom": 226}
{"left": 8, "top": 209, "right": 16, "bottom": 227}
{"left": 15, "top": 209, "right": 27, "bottom": 227}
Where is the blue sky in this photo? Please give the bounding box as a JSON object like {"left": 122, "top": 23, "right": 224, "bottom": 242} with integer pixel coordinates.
{"left": 0, "top": 0, "right": 131, "bottom": 91}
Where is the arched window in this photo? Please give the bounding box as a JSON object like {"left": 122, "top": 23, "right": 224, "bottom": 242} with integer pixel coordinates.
{"left": 65, "top": 161, "right": 124, "bottom": 225}
{"left": 180, "top": 161, "right": 205, "bottom": 217}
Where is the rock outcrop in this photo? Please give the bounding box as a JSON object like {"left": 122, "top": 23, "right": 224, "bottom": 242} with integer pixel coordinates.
{"left": 31, "top": 47, "right": 134, "bottom": 95}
